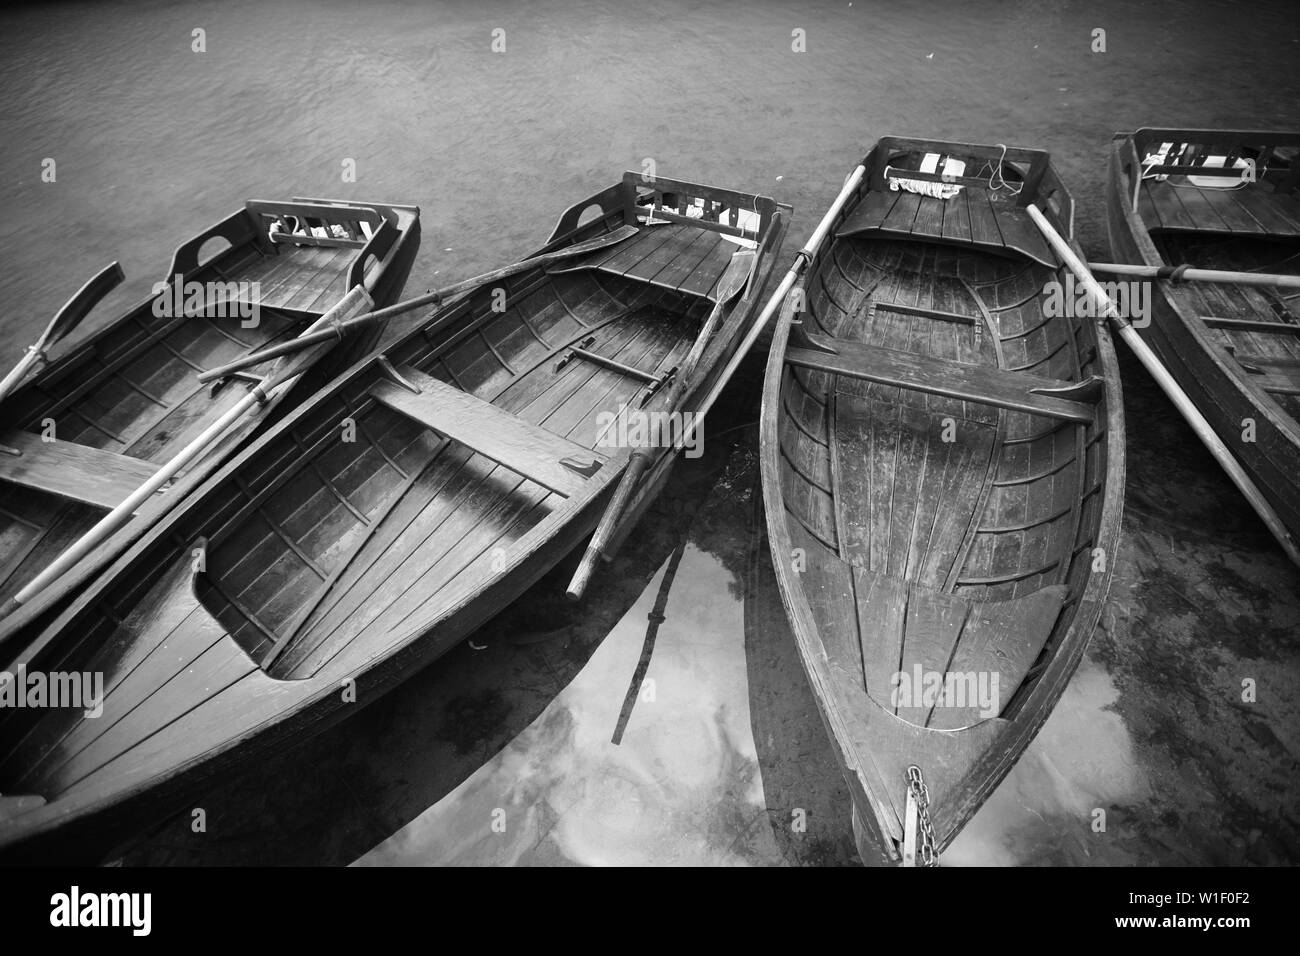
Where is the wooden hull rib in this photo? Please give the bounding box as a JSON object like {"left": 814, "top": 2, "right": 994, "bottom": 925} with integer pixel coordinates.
{"left": 760, "top": 138, "right": 1125, "bottom": 863}
{"left": 0, "top": 174, "right": 789, "bottom": 860}
{"left": 1106, "top": 128, "right": 1300, "bottom": 539}
{"left": 0, "top": 199, "right": 421, "bottom": 631}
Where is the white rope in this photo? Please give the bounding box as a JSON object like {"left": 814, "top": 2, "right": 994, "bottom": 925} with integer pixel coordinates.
{"left": 975, "top": 143, "right": 1022, "bottom": 198}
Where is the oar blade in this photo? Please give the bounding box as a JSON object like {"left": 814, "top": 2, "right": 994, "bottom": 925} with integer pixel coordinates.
{"left": 713, "top": 248, "right": 758, "bottom": 303}
{"left": 41, "top": 261, "right": 125, "bottom": 346}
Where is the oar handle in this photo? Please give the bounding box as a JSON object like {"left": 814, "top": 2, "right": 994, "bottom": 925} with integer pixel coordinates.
{"left": 566, "top": 451, "right": 649, "bottom": 601}
{"left": 1029, "top": 204, "right": 1300, "bottom": 568}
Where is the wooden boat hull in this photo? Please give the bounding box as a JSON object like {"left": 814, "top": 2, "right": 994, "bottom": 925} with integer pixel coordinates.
{"left": 0, "top": 198, "right": 420, "bottom": 631}
{"left": 1106, "top": 129, "right": 1300, "bottom": 538}
{"left": 0, "top": 175, "right": 789, "bottom": 860}
{"left": 760, "top": 138, "right": 1125, "bottom": 863}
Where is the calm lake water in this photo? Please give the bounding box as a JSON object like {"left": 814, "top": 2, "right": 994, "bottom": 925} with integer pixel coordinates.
{"left": 1, "top": 0, "right": 1297, "bottom": 865}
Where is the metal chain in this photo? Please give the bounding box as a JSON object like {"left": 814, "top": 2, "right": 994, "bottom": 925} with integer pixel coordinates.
{"left": 906, "top": 765, "right": 940, "bottom": 867}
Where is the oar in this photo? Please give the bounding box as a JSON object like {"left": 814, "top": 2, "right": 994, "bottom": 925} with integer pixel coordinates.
{"left": 564, "top": 167, "right": 867, "bottom": 601}
{"left": 565, "top": 249, "right": 757, "bottom": 600}
{"left": 564, "top": 174, "right": 868, "bottom": 598}
{"left": 0, "top": 261, "right": 124, "bottom": 404}
{"left": 1087, "top": 261, "right": 1300, "bottom": 291}
{"left": 196, "top": 224, "right": 640, "bottom": 384}
{"left": 7, "top": 287, "right": 375, "bottom": 611}
{"left": 1028, "top": 204, "right": 1300, "bottom": 568}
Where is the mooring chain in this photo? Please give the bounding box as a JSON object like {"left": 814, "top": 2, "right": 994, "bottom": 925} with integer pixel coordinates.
{"left": 906, "top": 765, "right": 940, "bottom": 867}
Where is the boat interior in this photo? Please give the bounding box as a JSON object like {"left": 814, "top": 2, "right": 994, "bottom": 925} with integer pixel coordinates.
{"left": 776, "top": 139, "right": 1113, "bottom": 753}
{"left": 1118, "top": 129, "right": 1300, "bottom": 415}
{"left": 0, "top": 200, "right": 411, "bottom": 609}
{"left": 0, "top": 176, "right": 782, "bottom": 812}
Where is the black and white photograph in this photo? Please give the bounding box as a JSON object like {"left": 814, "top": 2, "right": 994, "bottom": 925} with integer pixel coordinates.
{"left": 0, "top": 0, "right": 1294, "bottom": 916}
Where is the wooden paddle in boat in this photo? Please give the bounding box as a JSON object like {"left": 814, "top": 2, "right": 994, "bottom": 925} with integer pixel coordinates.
{"left": 0, "top": 198, "right": 421, "bottom": 623}
{"left": 0, "top": 172, "right": 790, "bottom": 862}
{"left": 196, "top": 225, "right": 641, "bottom": 385}
{"left": 564, "top": 245, "right": 757, "bottom": 600}
{"left": 6, "top": 286, "right": 377, "bottom": 612}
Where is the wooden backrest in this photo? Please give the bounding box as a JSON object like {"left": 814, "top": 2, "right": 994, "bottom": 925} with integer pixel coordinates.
{"left": 619, "top": 171, "right": 778, "bottom": 242}
{"left": 1131, "top": 128, "right": 1300, "bottom": 184}
{"left": 867, "top": 136, "right": 1051, "bottom": 207}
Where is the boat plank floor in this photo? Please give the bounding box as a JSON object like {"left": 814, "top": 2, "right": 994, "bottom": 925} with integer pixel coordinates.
{"left": 253, "top": 281, "right": 700, "bottom": 674}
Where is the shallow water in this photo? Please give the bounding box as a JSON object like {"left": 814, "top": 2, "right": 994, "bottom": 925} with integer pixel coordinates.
{"left": 1, "top": 0, "right": 1297, "bottom": 865}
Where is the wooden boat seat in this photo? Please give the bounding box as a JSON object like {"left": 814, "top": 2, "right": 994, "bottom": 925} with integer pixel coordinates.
{"left": 834, "top": 189, "right": 1059, "bottom": 268}
{"left": 231, "top": 245, "right": 356, "bottom": 316}
{"left": 0, "top": 428, "right": 168, "bottom": 511}
{"left": 368, "top": 363, "right": 608, "bottom": 498}
{"left": 223, "top": 201, "right": 397, "bottom": 315}
{"left": 547, "top": 223, "right": 740, "bottom": 300}
{"left": 785, "top": 331, "right": 1102, "bottom": 423}
{"left": 1138, "top": 178, "right": 1300, "bottom": 236}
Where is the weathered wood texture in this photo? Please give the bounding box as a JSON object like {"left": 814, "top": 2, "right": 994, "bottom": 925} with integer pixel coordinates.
{"left": 0, "top": 179, "right": 790, "bottom": 861}
{"left": 0, "top": 199, "right": 420, "bottom": 613}
{"left": 1108, "top": 128, "right": 1300, "bottom": 537}
{"left": 761, "top": 138, "right": 1125, "bottom": 864}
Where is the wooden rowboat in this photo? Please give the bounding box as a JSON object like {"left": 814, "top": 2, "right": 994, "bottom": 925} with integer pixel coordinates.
{"left": 0, "top": 173, "right": 788, "bottom": 860}
{"left": 1106, "top": 128, "right": 1300, "bottom": 540}
{"left": 759, "top": 138, "right": 1125, "bottom": 864}
{"left": 0, "top": 197, "right": 420, "bottom": 622}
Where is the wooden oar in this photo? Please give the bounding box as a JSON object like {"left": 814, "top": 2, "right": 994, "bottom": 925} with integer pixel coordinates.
{"left": 566, "top": 168, "right": 867, "bottom": 598}
{"left": 0, "top": 261, "right": 124, "bottom": 404}
{"left": 1029, "top": 204, "right": 1300, "bottom": 568}
{"left": 7, "top": 287, "right": 375, "bottom": 611}
{"left": 564, "top": 168, "right": 867, "bottom": 600}
{"left": 196, "top": 224, "right": 640, "bottom": 384}
{"left": 1088, "top": 261, "right": 1300, "bottom": 290}
{"left": 565, "top": 249, "right": 757, "bottom": 600}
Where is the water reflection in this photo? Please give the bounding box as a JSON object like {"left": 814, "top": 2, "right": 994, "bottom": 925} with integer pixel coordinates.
{"left": 357, "top": 539, "right": 782, "bottom": 866}
{"left": 945, "top": 655, "right": 1150, "bottom": 867}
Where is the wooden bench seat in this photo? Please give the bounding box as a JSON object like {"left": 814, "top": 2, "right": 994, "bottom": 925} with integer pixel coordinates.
{"left": 786, "top": 332, "right": 1101, "bottom": 423}
{"left": 1139, "top": 179, "right": 1300, "bottom": 237}
{"left": 235, "top": 245, "right": 355, "bottom": 315}
{"left": 369, "top": 364, "right": 608, "bottom": 498}
{"left": 548, "top": 223, "right": 738, "bottom": 300}
{"left": 0, "top": 429, "right": 166, "bottom": 511}
{"left": 835, "top": 189, "right": 1058, "bottom": 268}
